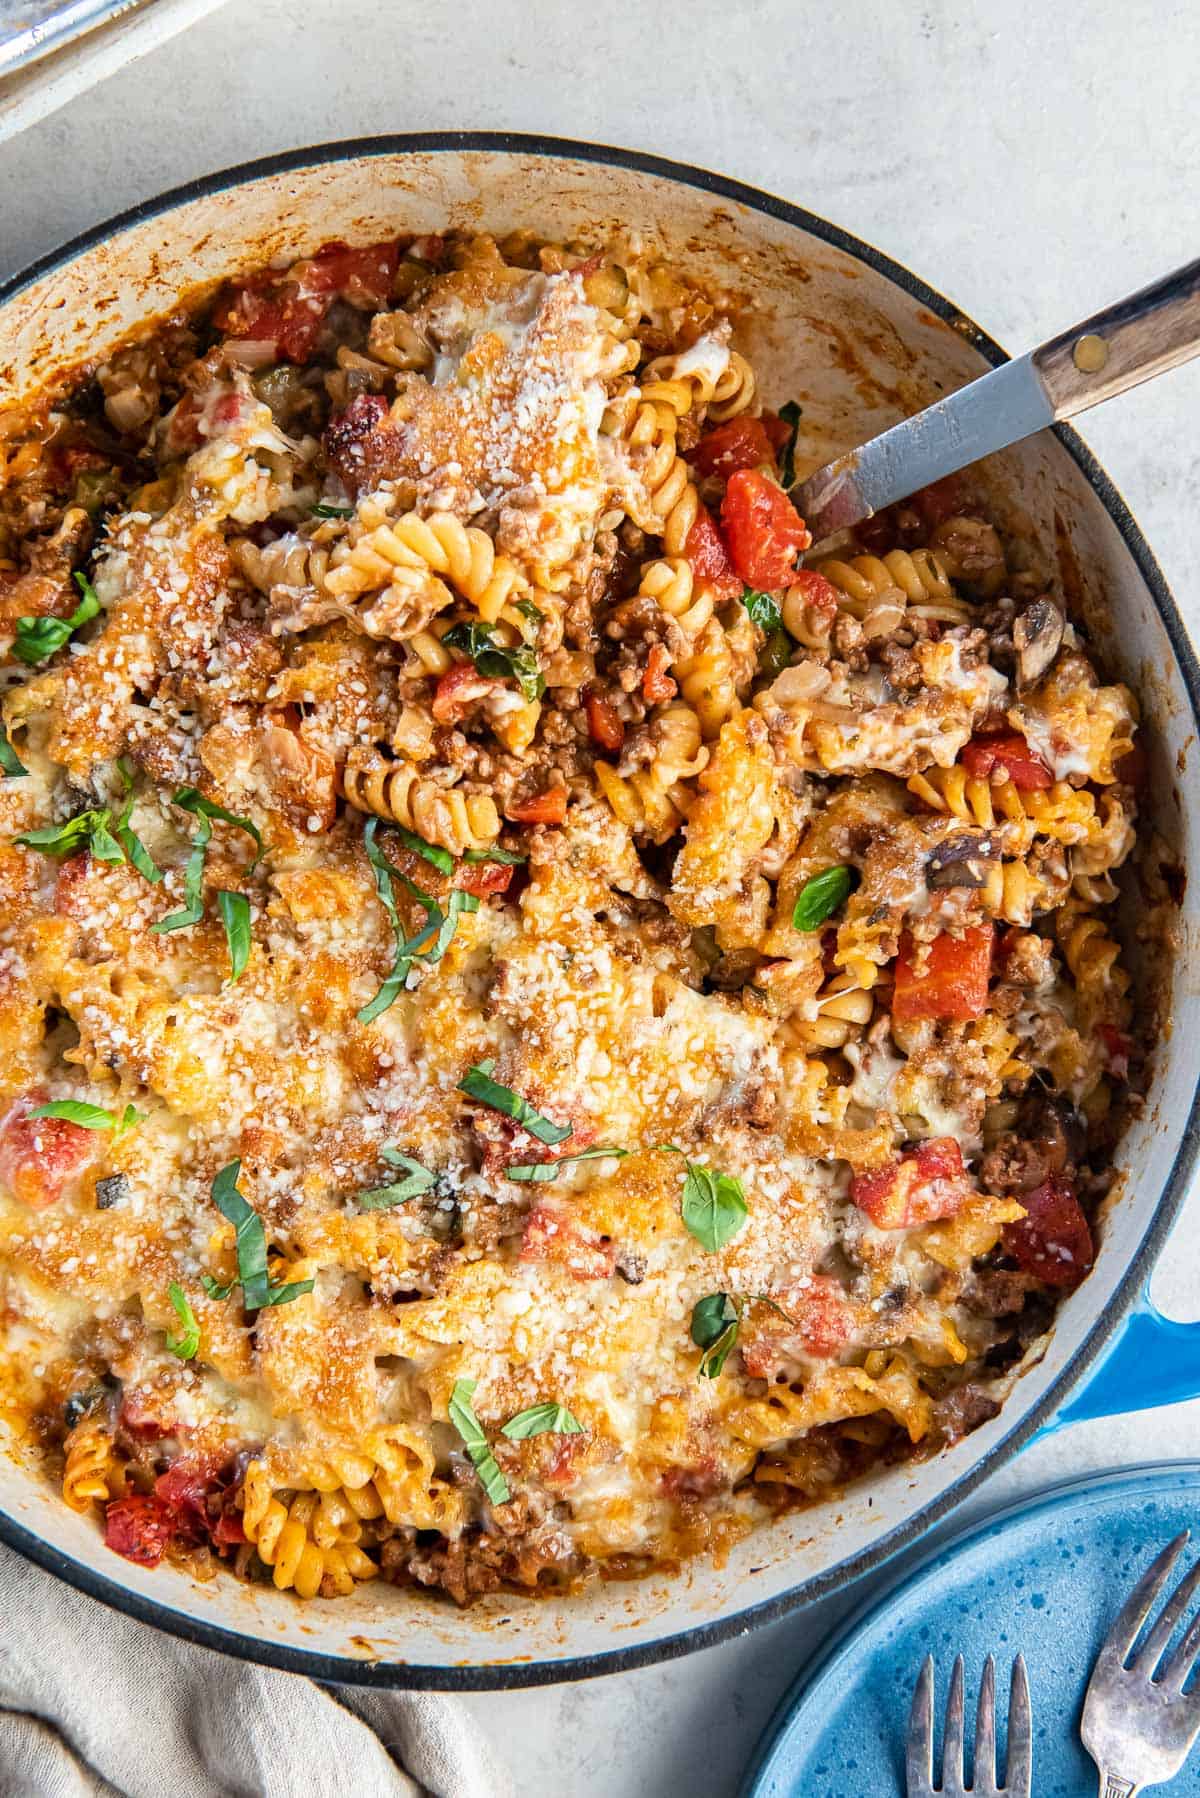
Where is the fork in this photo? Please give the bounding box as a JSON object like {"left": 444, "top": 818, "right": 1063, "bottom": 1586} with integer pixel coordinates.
{"left": 1082, "top": 1530, "right": 1200, "bottom": 1795}
{"left": 907, "top": 1653, "right": 1032, "bottom": 1796}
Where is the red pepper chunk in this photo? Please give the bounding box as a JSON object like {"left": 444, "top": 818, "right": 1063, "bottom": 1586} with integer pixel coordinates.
{"left": 689, "top": 417, "right": 775, "bottom": 481}
{"left": 507, "top": 788, "right": 568, "bottom": 827}
{"left": 682, "top": 505, "right": 743, "bottom": 601}
{"left": 0, "top": 1094, "right": 97, "bottom": 1210}
{"left": 851, "top": 1137, "right": 970, "bottom": 1230}
{"left": 788, "top": 566, "right": 840, "bottom": 620}
{"left": 585, "top": 693, "right": 625, "bottom": 753}
{"left": 720, "top": 468, "right": 812, "bottom": 589}
{"left": 454, "top": 860, "right": 515, "bottom": 899}
{"left": 104, "top": 1495, "right": 174, "bottom": 1568}
{"left": 893, "top": 924, "right": 994, "bottom": 1022}
{"left": 961, "top": 732, "right": 1053, "bottom": 792}
{"left": 520, "top": 1199, "right": 616, "bottom": 1280}
{"left": 431, "top": 661, "right": 499, "bottom": 724}
{"left": 1003, "top": 1175, "right": 1095, "bottom": 1288}
{"left": 642, "top": 643, "right": 678, "bottom": 704}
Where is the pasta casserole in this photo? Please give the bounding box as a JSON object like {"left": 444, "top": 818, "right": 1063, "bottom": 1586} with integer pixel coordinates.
{"left": 0, "top": 228, "right": 1144, "bottom": 1604}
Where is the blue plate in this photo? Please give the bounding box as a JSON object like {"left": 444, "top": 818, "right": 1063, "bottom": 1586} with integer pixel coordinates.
{"left": 742, "top": 1463, "right": 1200, "bottom": 1797}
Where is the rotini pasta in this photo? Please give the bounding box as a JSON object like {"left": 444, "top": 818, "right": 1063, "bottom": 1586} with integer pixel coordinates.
{"left": 0, "top": 223, "right": 1148, "bottom": 1612}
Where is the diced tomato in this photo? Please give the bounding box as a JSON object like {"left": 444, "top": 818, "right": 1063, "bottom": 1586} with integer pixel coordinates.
{"left": 661, "top": 1458, "right": 724, "bottom": 1500}
{"left": 53, "top": 852, "right": 100, "bottom": 919}
{"left": 851, "top": 1137, "right": 970, "bottom": 1230}
{"left": 892, "top": 924, "right": 994, "bottom": 1022}
{"left": 1003, "top": 1174, "right": 1094, "bottom": 1288}
{"left": 104, "top": 1494, "right": 173, "bottom": 1568}
{"left": 295, "top": 239, "right": 399, "bottom": 310}
{"left": 322, "top": 390, "right": 398, "bottom": 490}
{"left": 542, "top": 1432, "right": 586, "bottom": 1488}
{"left": 0, "top": 1093, "right": 97, "bottom": 1210}
{"left": 758, "top": 411, "right": 793, "bottom": 454}
{"left": 683, "top": 505, "right": 743, "bottom": 601}
{"left": 1098, "top": 1023, "right": 1131, "bottom": 1080}
{"left": 453, "top": 860, "right": 516, "bottom": 899}
{"left": 911, "top": 475, "right": 965, "bottom": 530}
{"left": 153, "top": 1450, "right": 244, "bottom": 1550}
{"left": 154, "top": 1452, "right": 223, "bottom": 1522}
{"left": 740, "top": 1276, "right": 854, "bottom": 1375}
{"left": 642, "top": 643, "right": 678, "bottom": 704}
{"left": 520, "top": 1199, "right": 616, "bottom": 1280}
{"left": 585, "top": 693, "right": 625, "bottom": 753}
{"left": 118, "top": 1387, "right": 180, "bottom": 1442}
{"left": 212, "top": 1508, "right": 247, "bottom": 1548}
{"left": 961, "top": 732, "right": 1053, "bottom": 791}
{"left": 787, "top": 566, "right": 840, "bottom": 622}
{"left": 720, "top": 469, "right": 812, "bottom": 589}
{"left": 506, "top": 788, "right": 568, "bottom": 827}
{"left": 214, "top": 240, "right": 399, "bottom": 362}
{"left": 431, "top": 661, "right": 499, "bottom": 724}
{"left": 688, "top": 417, "right": 775, "bottom": 481}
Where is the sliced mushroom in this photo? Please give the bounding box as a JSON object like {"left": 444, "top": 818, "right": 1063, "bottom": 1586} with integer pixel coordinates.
{"left": 1013, "top": 596, "right": 1064, "bottom": 690}
{"left": 926, "top": 831, "right": 999, "bottom": 889}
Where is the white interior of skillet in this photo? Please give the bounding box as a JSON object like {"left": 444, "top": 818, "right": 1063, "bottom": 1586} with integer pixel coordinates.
{"left": 2, "top": 145, "right": 1196, "bottom": 1682}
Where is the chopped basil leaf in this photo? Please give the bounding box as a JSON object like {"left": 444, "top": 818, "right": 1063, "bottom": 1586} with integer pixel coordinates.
{"left": 313, "top": 502, "right": 354, "bottom": 518}
{"left": 357, "top": 822, "right": 473, "bottom": 1022}
{"left": 113, "top": 760, "right": 161, "bottom": 884}
{"left": 12, "top": 572, "right": 102, "bottom": 666}
{"left": 208, "top": 1159, "right": 314, "bottom": 1311}
{"left": 16, "top": 812, "right": 100, "bottom": 858}
{"left": 663, "top": 1150, "right": 748, "bottom": 1253}
{"left": 442, "top": 620, "right": 545, "bottom": 703}
{"left": 462, "top": 845, "right": 527, "bottom": 865}
{"left": 172, "top": 787, "right": 262, "bottom": 869}
{"left": 216, "top": 889, "right": 251, "bottom": 982}
{"left": 505, "top": 1145, "right": 627, "bottom": 1182}
{"left": 151, "top": 811, "right": 210, "bottom": 932}
{"left": 0, "top": 731, "right": 26, "bottom": 778}
{"left": 358, "top": 1149, "right": 437, "bottom": 1209}
{"left": 448, "top": 1376, "right": 512, "bottom": 1505}
{"left": 777, "top": 400, "right": 803, "bottom": 491}
{"left": 690, "top": 1292, "right": 740, "bottom": 1378}
{"left": 742, "top": 587, "right": 782, "bottom": 634}
{"left": 201, "top": 1273, "right": 235, "bottom": 1301}
{"left": 165, "top": 1282, "right": 200, "bottom": 1360}
{"left": 791, "top": 864, "right": 854, "bottom": 932}
{"left": 28, "top": 1098, "right": 143, "bottom": 1134}
{"left": 458, "top": 1060, "right": 572, "bottom": 1146}
{"left": 515, "top": 598, "right": 544, "bottom": 624}
{"left": 391, "top": 822, "right": 454, "bottom": 876}
{"left": 501, "top": 1401, "right": 584, "bottom": 1440}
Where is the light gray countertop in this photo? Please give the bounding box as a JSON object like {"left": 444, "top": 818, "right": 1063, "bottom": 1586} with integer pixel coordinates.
{"left": 3, "top": 2, "right": 1199, "bottom": 1791}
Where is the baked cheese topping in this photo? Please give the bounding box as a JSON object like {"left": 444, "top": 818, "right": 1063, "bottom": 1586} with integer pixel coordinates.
{"left": 0, "top": 229, "right": 1145, "bottom": 1605}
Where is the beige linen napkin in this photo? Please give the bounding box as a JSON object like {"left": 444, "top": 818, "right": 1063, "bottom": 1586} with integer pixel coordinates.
{"left": 0, "top": 1542, "right": 513, "bottom": 1797}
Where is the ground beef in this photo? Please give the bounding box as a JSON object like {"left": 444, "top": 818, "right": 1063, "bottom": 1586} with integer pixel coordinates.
{"left": 381, "top": 1494, "right": 581, "bottom": 1606}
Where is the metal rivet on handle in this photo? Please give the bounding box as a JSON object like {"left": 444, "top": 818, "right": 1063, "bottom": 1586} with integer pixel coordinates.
{"left": 1074, "top": 333, "right": 1109, "bottom": 373}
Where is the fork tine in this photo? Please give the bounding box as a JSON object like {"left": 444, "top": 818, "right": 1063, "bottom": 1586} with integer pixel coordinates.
{"left": 1133, "top": 1547, "right": 1200, "bottom": 1677}
{"left": 942, "top": 1654, "right": 965, "bottom": 1793}
{"left": 975, "top": 1656, "right": 997, "bottom": 1793}
{"left": 1161, "top": 1595, "right": 1200, "bottom": 1691}
{"left": 1003, "top": 1655, "right": 1032, "bottom": 1798}
{"left": 1097, "top": 1531, "right": 1190, "bottom": 1666}
{"left": 907, "top": 1655, "right": 935, "bottom": 1793}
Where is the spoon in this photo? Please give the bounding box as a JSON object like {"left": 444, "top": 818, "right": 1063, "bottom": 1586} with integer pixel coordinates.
{"left": 791, "top": 256, "right": 1200, "bottom": 545}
